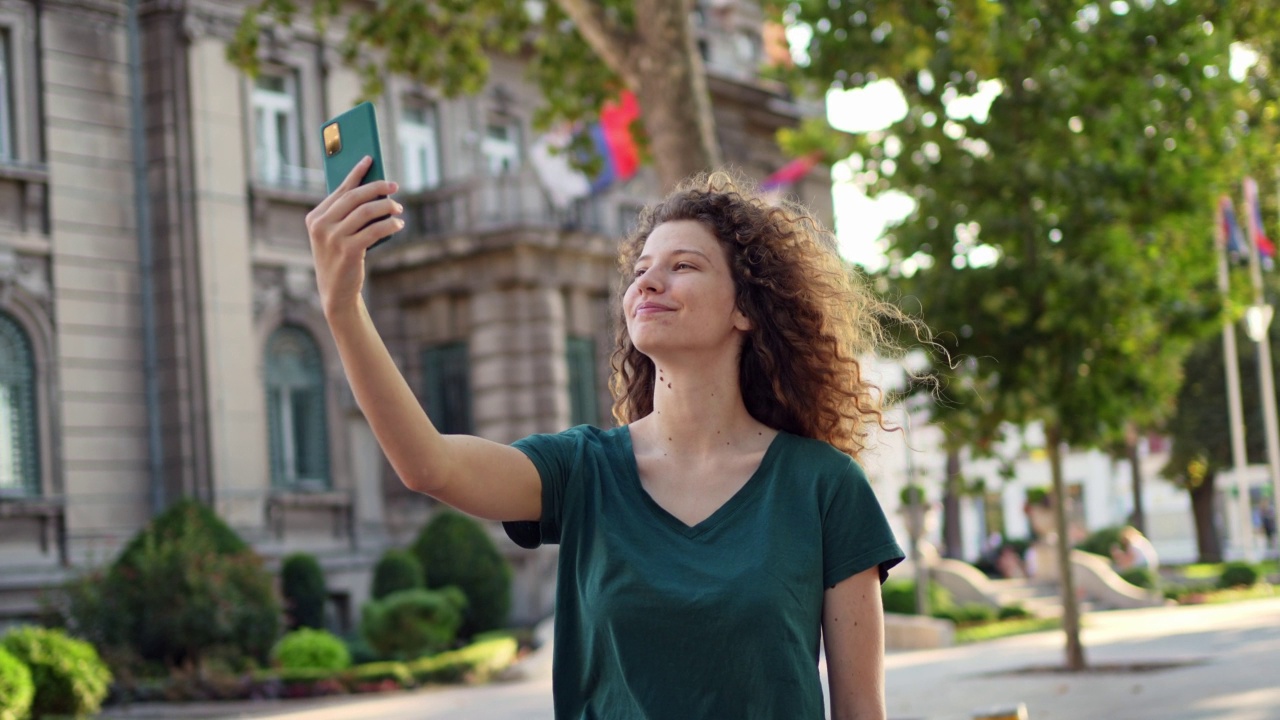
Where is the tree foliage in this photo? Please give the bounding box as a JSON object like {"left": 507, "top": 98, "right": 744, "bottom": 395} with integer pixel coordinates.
{"left": 229, "top": 0, "right": 723, "bottom": 189}
{"left": 787, "top": 1, "right": 1280, "bottom": 447}
{"left": 784, "top": 0, "right": 1280, "bottom": 669}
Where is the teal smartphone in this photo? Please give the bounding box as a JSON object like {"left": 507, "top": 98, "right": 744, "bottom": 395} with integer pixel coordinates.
{"left": 321, "top": 101, "right": 392, "bottom": 250}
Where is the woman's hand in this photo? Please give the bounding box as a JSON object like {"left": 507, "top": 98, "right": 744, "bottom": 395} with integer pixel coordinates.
{"left": 304, "top": 156, "right": 404, "bottom": 318}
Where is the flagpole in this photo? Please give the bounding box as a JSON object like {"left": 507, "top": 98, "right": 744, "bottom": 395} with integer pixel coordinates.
{"left": 1243, "top": 178, "right": 1280, "bottom": 561}
{"left": 1219, "top": 197, "right": 1255, "bottom": 562}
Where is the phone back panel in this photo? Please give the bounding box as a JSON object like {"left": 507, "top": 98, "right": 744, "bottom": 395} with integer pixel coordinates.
{"left": 322, "top": 101, "right": 386, "bottom": 193}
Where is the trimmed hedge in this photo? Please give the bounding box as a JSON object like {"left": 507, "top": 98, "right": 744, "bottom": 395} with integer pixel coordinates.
{"left": 281, "top": 553, "right": 328, "bottom": 630}
{"left": 1, "top": 626, "right": 111, "bottom": 719}
{"left": 407, "top": 634, "right": 518, "bottom": 684}
{"left": 361, "top": 587, "right": 466, "bottom": 660}
{"left": 881, "top": 579, "right": 954, "bottom": 615}
{"left": 1219, "top": 561, "right": 1261, "bottom": 589}
{"left": 372, "top": 549, "right": 425, "bottom": 600}
{"left": 1121, "top": 567, "right": 1159, "bottom": 590}
{"left": 87, "top": 499, "right": 281, "bottom": 667}
{"left": 0, "top": 646, "right": 33, "bottom": 720}
{"left": 413, "top": 512, "right": 512, "bottom": 637}
{"left": 271, "top": 628, "right": 351, "bottom": 671}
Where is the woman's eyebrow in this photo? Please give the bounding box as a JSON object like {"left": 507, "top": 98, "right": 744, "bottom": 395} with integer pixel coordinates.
{"left": 635, "top": 248, "right": 714, "bottom": 263}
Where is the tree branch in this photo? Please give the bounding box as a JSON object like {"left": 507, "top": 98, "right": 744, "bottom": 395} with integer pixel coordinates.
{"left": 552, "top": 0, "right": 639, "bottom": 88}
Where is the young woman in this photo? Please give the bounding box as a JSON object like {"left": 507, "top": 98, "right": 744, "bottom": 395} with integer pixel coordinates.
{"left": 306, "top": 159, "right": 905, "bottom": 719}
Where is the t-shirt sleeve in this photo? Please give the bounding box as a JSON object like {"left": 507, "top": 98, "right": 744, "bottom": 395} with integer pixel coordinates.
{"left": 822, "top": 459, "right": 906, "bottom": 587}
{"left": 501, "top": 427, "right": 584, "bottom": 549}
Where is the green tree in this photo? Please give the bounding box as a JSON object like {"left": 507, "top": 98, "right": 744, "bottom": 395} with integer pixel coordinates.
{"left": 1164, "top": 275, "right": 1280, "bottom": 562}
{"left": 230, "top": 0, "right": 722, "bottom": 190}
{"left": 786, "top": 1, "right": 1280, "bottom": 670}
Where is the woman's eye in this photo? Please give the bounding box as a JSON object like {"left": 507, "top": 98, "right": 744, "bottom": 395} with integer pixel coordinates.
{"left": 675, "top": 262, "right": 693, "bottom": 270}
{"left": 633, "top": 268, "right": 648, "bottom": 278}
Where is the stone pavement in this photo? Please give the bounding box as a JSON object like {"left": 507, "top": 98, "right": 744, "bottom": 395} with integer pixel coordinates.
{"left": 98, "top": 597, "right": 1280, "bottom": 720}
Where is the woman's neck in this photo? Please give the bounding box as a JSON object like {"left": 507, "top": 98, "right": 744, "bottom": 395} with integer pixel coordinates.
{"left": 634, "top": 353, "right": 769, "bottom": 457}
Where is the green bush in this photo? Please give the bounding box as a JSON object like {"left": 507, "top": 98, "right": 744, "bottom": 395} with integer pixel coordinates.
{"left": 372, "top": 549, "right": 425, "bottom": 600}
{"left": 412, "top": 512, "right": 512, "bottom": 637}
{"left": 997, "top": 604, "right": 1033, "bottom": 621}
{"left": 1075, "top": 525, "right": 1124, "bottom": 558}
{"left": 341, "top": 661, "right": 415, "bottom": 691}
{"left": 281, "top": 554, "right": 328, "bottom": 630}
{"left": 1120, "top": 567, "right": 1159, "bottom": 590}
{"left": 361, "top": 587, "right": 467, "bottom": 661}
{"left": 271, "top": 628, "right": 351, "bottom": 671}
{"left": 0, "top": 646, "right": 33, "bottom": 720}
{"left": 1219, "top": 561, "right": 1261, "bottom": 589}
{"left": 881, "top": 579, "right": 953, "bottom": 615}
{"left": 931, "top": 603, "right": 997, "bottom": 626}
{"left": 407, "top": 634, "right": 519, "bottom": 684}
{"left": 1, "top": 626, "right": 111, "bottom": 719}
{"left": 88, "top": 499, "right": 281, "bottom": 667}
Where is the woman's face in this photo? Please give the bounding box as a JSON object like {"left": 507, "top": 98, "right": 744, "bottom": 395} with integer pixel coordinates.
{"left": 623, "top": 220, "right": 751, "bottom": 360}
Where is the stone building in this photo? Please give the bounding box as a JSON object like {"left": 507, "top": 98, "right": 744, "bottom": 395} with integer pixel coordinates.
{"left": 0, "top": 0, "right": 834, "bottom": 629}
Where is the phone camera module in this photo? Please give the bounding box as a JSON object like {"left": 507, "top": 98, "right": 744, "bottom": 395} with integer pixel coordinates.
{"left": 323, "top": 123, "right": 342, "bottom": 157}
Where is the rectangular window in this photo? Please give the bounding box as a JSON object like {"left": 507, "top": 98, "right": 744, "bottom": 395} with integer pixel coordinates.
{"left": 0, "top": 381, "right": 36, "bottom": 495}
{"left": 481, "top": 120, "right": 521, "bottom": 176}
{"left": 422, "top": 342, "right": 473, "bottom": 434}
{"left": 400, "top": 103, "right": 442, "bottom": 191}
{"left": 566, "top": 336, "right": 598, "bottom": 427}
{"left": 0, "top": 30, "right": 14, "bottom": 162}
{"left": 0, "top": 383, "right": 17, "bottom": 490}
{"left": 252, "top": 71, "right": 303, "bottom": 186}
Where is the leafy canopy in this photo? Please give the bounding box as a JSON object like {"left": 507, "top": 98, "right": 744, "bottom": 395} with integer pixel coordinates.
{"left": 783, "top": 1, "right": 1280, "bottom": 448}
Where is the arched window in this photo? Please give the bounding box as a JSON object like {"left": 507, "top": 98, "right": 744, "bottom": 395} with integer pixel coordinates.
{"left": 265, "top": 326, "right": 330, "bottom": 489}
{"left": 0, "top": 311, "right": 38, "bottom": 495}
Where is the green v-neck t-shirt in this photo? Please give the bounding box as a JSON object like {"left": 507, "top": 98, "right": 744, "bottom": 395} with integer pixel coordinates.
{"left": 504, "top": 424, "right": 905, "bottom": 720}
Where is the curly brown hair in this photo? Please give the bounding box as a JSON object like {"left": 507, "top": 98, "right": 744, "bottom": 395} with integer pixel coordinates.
{"left": 609, "top": 171, "right": 904, "bottom": 458}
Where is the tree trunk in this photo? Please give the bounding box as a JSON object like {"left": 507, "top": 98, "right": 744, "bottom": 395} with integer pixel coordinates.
{"left": 554, "top": 0, "right": 723, "bottom": 190}
{"left": 1127, "top": 426, "right": 1146, "bottom": 533}
{"left": 1047, "top": 423, "right": 1086, "bottom": 671}
{"left": 631, "top": 0, "right": 721, "bottom": 189}
{"left": 942, "top": 448, "right": 963, "bottom": 559}
{"left": 1190, "top": 472, "right": 1223, "bottom": 563}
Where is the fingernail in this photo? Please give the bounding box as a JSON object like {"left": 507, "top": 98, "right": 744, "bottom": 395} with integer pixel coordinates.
{"left": 389, "top": 181, "right": 399, "bottom": 193}
{"left": 394, "top": 218, "right": 405, "bottom": 228}
{"left": 393, "top": 202, "right": 404, "bottom": 213}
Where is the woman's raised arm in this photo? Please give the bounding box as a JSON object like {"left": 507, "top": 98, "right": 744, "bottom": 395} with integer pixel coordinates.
{"left": 305, "top": 157, "right": 542, "bottom": 522}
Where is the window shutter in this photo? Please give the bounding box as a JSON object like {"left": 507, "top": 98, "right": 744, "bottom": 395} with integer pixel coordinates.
{"left": 422, "top": 342, "right": 472, "bottom": 435}
{"left": 566, "top": 336, "right": 598, "bottom": 427}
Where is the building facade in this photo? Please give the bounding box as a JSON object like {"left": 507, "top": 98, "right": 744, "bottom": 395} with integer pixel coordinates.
{"left": 0, "top": 0, "right": 834, "bottom": 628}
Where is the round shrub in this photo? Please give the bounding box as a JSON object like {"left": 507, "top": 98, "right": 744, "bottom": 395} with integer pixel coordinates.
{"left": 361, "top": 587, "right": 467, "bottom": 660}
{"left": 1218, "top": 561, "right": 1261, "bottom": 589}
{"left": 98, "top": 499, "right": 282, "bottom": 667}
{"left": 372, "top": 549, "right": 425, "bottom": 600}
{"left": 271, "top": 628, "right": 351, "bottom": 671}
{"left": 281, "top": 553, "right": 328, "bottom": 630}
{"left": 1120, "top": 567, "right": 1159, "bottom": 590}
{"left": 412, "top": 512, "right": 512, "bottom": 637}
{"left": 1075, "top": 525, "right": 1124, "bottom": 558}
{"left": 932, "top": 603, "right": 997, "bottom": 626}
{"left": 0, "top": 646, "right": 33, "bottom": 720}
{"left": 997, "top": 604, "right": 1033, "bottom": 621}
{"left": 880, "top": 579, "right": 953, "bottom": 615}
{"left": 1, "top": 626, "right": 111, "bottom": 719}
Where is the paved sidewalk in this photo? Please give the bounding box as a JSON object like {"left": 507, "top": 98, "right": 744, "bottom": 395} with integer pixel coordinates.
{"left": 97, "top": 597, "right": 1280, "bottom": 720}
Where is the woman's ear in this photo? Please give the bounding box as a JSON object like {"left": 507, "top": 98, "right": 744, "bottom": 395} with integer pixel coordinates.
{"left": 733, "top": 308, "right": 753, "bottom": 332}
